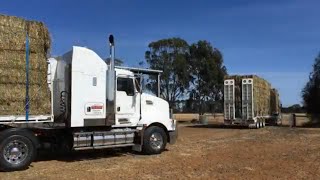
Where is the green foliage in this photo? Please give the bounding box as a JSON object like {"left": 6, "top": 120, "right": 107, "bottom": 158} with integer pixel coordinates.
{"left": 189, "top": 41, "right": 227, "bottom": 114}
{"left": 144, "top": 38, "right": 227, "bottom": 113}
{"left": 145, "top": 38, "right": 191, "bottom": 107}
{"left": 302, "top": 53, "right": 320, "bottom": 121}
{"left": 281, "top": 104, "right": 305, "bottom": 113}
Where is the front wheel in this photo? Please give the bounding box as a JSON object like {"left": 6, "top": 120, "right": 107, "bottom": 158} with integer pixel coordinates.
{"left": 0, "top": 133, "right": 36, "bottom": 171}
{"left": 142, "top": 126, "right": 167, "bottom": 155}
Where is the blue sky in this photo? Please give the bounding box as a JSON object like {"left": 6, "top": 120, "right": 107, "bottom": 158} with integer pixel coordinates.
{"left": 1, "top": 0, "right": 319, "bottom": 106}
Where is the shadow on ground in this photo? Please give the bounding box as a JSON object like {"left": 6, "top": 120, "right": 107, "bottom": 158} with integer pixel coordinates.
{"left": 185, "top": 123, "right": 309, "bottom": 129}
{"left": 0, "top": 149, "right": 131, "bottom": 172}
{"left": 300, "top": 121, "right": 320, "bottom": 128}
{"left": 186, "top": 124, "right": 249, "bottom": 129}
{"left": 35, "top": 148, "right": 128, "bottom": 163}
{"left": 35, "top": 147, "right": 168, "bottom": 163}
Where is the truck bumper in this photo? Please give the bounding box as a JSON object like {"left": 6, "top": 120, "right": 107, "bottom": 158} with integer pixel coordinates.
{"left": 168, "top": 121, "right": 178, "bottom": 144}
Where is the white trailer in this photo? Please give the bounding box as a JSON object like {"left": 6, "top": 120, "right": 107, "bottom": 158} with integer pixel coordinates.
{"left": 224, "top": 78, "right": 268, "bottom": 128}
{"left": 0, "top": 35, "right": 177, "bottom": 171}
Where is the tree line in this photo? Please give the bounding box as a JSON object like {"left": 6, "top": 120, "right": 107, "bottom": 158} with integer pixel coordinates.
{"left": 114, "top": 37, "right": 320, "bottom": 123}
{"left": 302, "top": 53, "right": 320, "bottom": 124}
{"left": 144, "top": 38, "right": 227, "bottom": 115}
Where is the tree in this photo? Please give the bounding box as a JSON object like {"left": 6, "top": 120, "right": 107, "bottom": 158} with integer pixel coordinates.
{"left": 184, "top": 89, "right": 197, "bottom": 113}
{"left": 281, "top": 104, "right": 305, "bottom": 113}
{"left": 302, "top": 53, "right": 320, "bottom": 122}
{"left": 189, "top": 41, "right": 227, "bottom": 115}
{"left": 145, "top": 38, "right": 191, "bottom": 108}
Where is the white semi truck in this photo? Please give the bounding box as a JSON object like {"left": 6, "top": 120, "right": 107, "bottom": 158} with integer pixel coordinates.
{"left": 0, "top": 35, "right": 177, "bottom": 171}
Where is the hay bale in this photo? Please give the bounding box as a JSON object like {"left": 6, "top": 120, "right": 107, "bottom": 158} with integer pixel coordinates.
{"left": 270, "top": 88, "right": 280, "bottom": 114}
{"left": 0, "top": 15, "right": 51, "bottom": 53}
{"left": 0, "top": 14, "right": 51, "bottom": 115}
{"left": 251, "top": 75, "right": 271, "bottom": 116}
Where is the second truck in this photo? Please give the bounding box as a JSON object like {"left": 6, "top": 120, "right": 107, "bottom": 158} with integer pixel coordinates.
{"left": 224, "top": 75, "right": 281, "bottom": 128}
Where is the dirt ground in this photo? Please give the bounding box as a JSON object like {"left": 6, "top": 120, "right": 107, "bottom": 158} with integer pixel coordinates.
{"left": 1, "top": 116, "right": 320, "bottom": 180}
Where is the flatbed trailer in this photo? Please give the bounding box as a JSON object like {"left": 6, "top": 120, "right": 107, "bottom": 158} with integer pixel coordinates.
{"left": 224, "top": 75, "right": 277, "bottom": 128}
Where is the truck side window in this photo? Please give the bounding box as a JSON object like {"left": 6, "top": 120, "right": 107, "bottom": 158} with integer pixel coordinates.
{"left": 117, "top": 77, "right": 135, "bottom": 96}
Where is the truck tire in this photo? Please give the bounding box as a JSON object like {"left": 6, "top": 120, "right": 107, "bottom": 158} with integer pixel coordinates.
{"left": 142, "top": 126, "right": 167, "bottom": 155}
{"left": 0, "top": 130, "right": 37, "bottom": 171}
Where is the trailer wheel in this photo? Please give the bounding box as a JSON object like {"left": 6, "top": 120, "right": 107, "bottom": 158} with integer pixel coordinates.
{"left": 0, "top": 132, "right": 36, "bottom": 171}
{"left": 255, "top": 122, "right": 259, "bottom": 129}
{"left": 142, "top": 126, "right": 167, "bottom": 155}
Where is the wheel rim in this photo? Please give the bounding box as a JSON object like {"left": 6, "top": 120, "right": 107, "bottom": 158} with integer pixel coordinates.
{"left": 149, "top": 132, "right": 163, "bottom": 150}
{"left": 3, "top": 140, "right": 29, "bottom": 165}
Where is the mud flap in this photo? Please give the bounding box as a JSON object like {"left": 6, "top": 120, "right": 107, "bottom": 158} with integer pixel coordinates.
{"left": 132, "top": 126, "right": 146, "bottom": 152}
{"left": 169, "top": 121, "right": 178, "bottom": 144}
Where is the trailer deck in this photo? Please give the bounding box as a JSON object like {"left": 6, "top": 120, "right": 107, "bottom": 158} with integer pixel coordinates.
{"left": 0, "top": 115, "right": 52, "bottom": 124}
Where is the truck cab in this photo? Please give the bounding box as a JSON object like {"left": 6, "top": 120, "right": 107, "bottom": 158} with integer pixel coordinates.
{"left": 114, "top": 68, "right": 173, "bottom": 129}
{"left": 49, "top": 46, "right": 176, "bottom": 131}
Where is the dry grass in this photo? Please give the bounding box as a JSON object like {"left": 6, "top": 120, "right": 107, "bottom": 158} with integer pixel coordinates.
{"left": 1, "top": 123, "right": 320, "bottom": 179}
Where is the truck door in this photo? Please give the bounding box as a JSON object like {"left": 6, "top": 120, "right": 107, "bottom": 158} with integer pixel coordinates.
{"left": 115, "top": 77, "right": 140, "bottom": 125}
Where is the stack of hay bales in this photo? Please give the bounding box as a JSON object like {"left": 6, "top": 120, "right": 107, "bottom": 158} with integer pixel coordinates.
{"left": 250, "top": 75, "right": 271, "bottom": 117}
{"left": 224, "top": 75, "right": 272, "bottom": 118}
{"left": 270, "top": 88, "right": 280, "bottom": 114}
{"left": 0, "top": 14, "right": 51, "bottom": 115}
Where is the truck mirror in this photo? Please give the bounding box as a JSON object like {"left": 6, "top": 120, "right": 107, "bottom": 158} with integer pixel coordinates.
{"left": 135, "top": 78, "right": 142, "bottom": 93}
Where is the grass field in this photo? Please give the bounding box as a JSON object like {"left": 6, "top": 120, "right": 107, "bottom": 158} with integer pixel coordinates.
{"left": 0, "top": 113, "right": 318, "bottom": 179}
{"left": 1, "top": 121, "right": 320, "bottom": 179}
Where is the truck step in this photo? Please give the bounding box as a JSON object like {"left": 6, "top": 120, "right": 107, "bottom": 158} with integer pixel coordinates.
{"left": 74, "top": 143, "right": 135, "bottom": 151}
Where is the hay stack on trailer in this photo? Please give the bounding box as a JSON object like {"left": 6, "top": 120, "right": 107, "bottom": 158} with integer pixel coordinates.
{"left": 224, "top": 75, "right": 271, "bottom": 119}
{"left": 270, "top": 88, "right": 280, "bottom": 114}
{"left": 0, "top": 14, "right": 51, "bottom": 115}
{"left": 249, "top": 75, "right": 271, "bottom": 117}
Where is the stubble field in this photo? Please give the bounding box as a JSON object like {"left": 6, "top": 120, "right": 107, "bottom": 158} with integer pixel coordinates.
{"left": 1, "top": 114, "right": 319, "bottom": 180}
